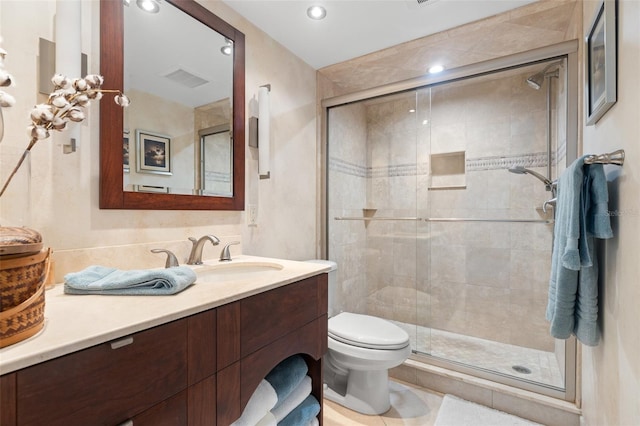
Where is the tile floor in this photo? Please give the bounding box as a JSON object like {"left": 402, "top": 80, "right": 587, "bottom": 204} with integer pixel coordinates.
{"left": 323, "top": 379, "right": 444, "bottom": 426}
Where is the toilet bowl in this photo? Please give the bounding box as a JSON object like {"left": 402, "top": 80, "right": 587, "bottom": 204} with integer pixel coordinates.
{"left": 305, "top": 260, "right": 411, "bottom": 415}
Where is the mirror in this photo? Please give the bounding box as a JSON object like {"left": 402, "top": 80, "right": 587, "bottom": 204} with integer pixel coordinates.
{"left": 100, "top": 0, "right": 245, "bottom": 210}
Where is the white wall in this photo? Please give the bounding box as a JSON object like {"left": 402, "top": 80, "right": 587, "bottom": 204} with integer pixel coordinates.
{"left": 580, "top": 1, "right": 640, "bottom": 424}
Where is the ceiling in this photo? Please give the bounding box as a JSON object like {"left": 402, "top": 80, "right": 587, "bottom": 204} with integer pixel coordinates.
{"left": 222, "top": 0, "right": 538, "bottom": 70}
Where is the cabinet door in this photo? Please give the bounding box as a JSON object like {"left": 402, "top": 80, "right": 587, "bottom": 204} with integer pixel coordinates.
{"left": 240, "top": 276, "right": 320, "bottom": 357}
{"left": 131, "top": 390, "right": 187, "bottom": 426}
{"left": 0, "top": 373, "right": 16, "bottom": 426}
{"left": 17, "top": 319, "right": 188, "bottom": 426}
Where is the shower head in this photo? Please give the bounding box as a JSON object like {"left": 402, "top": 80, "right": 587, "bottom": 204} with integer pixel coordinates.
{"left": 508, "top": 166, "right": 553, "bottom": 187}
{"left": 526, "top": 61, "right": 562, "bottom": 90}
{"left": 526, "top": 74, "right": 545, "bottom": 90}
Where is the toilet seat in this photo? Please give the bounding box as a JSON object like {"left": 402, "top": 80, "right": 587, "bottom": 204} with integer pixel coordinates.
{"left": 328, "top": 312, "right": 409, "bottom": 350}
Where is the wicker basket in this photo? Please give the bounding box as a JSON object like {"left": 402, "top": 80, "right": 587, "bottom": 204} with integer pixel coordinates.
{"left": 0, "top": 247, "right": 51, "bottom": 348}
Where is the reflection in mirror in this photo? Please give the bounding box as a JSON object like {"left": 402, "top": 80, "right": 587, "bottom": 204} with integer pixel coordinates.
{"left": 200, "top": 123, "right": 232, "bottom": 196}
{"left": 124, "top": 0, "right": 232, "bottom": 196}
{"left": 99, "top": 0, "right": 245, "bottom": 210}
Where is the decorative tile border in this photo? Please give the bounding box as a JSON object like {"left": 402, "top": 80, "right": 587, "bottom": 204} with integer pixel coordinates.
{"left": 330, "top": 152, "right": 558, "bottom": 178}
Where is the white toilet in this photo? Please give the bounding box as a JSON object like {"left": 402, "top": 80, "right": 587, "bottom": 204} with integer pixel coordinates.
{"left": 306, "top": 260, "right": 411, "bottom": 415}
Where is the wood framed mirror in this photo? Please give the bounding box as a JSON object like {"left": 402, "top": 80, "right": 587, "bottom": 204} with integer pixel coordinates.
{"left": 100, "top": 0, "right": 245, "bottom": 210}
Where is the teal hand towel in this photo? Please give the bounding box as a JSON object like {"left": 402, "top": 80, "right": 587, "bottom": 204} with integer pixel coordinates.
{"left": 277, "top": 394, "right": 320, "bottom": 426}
{"left": 265, "top": 355, "right": 308, "bottom": 406}
{"left": 64, "top": 265, "right": 196, "bottom": 295}
{"left": 547, "top": 159, "right": 613, "bottom": 346}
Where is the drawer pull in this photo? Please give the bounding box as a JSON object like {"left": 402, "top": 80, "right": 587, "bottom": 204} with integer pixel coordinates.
{"left": 117, "top": 421, "right": 133, "bottom": 426}
{"left": 110, "top": 337, "right": 134, "bottom": 350}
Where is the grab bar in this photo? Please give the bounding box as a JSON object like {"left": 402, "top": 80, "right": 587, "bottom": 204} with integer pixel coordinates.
{"left": 334, "top": 217, "right": 553, "bottom": 224}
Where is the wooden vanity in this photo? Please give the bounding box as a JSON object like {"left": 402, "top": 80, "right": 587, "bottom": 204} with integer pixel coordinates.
{"left": 0, "top": 260, "right": 328, "bottom": 426}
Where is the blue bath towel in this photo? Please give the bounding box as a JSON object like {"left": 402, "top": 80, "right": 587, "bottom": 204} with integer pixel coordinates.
{"left": 64, "top": 265, "right": 196, "bottom": 295}
{"left": 265, "top": 355, "right": 308, "bottom": 407}
{"left": 546, "top": 158, "right": 612, "bottom": 346}
{"left": 277, "top": 394, "right": 320, "bottom": 426}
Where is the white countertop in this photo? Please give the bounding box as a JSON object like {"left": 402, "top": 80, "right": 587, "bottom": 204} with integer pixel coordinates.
{"left": 0, "top": 255, "right": 330, "bottom": 374}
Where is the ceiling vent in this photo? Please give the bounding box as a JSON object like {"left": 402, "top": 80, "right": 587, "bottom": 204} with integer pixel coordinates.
{"left": 162, "top": 68, "right": 209, "bottom": 88}
{"left": 405, "top": 0, "right": 440, "bottom": 8}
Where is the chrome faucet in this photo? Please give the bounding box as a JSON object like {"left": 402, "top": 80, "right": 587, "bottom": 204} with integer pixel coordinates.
{"left": 187, "top": 235, "right": 220, "bottom": 265}
{"left": 219, "top": 241, "right": 240, "bottom": 262}
{"left": 151, "top": 249, "right": 180, "bottom": 268}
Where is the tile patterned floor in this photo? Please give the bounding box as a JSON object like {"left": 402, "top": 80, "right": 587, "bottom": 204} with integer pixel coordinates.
{"left": 391, "top": 321, "right": 564, "bottom": 388}
{"left": 324, "top": 380, "right": 444, "bottom": 426}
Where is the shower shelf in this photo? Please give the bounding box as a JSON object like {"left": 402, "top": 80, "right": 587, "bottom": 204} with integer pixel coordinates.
{"left": 334, "top": 216, "right": 553, "bottom": 224}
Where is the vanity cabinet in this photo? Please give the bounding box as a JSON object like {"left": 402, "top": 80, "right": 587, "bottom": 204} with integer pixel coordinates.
{"left": 1, "top": 273, "right": 327, "bottom": 426}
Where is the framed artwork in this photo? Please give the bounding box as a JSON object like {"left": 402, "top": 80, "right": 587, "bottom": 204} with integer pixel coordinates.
{"left": 123, "top": 130, "right": 130, "bottom": 173}
{"left": 136, "top": 129, "right": 172, "bottom": 175}
{"left": 585, "top": 0, "right": 617, "bottom": 125}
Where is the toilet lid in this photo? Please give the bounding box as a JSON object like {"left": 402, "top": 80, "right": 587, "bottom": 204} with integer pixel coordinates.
{"left": 328, "top": 312, "right": 410, "bottom": 350}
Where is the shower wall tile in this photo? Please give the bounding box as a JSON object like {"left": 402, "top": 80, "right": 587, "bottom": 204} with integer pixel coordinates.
{"left": 429, "top": 281, "right": 468, "bottom": 332}
{"left": 431, "top": 245, "right": 467, "bottom": 284}
{"left": 466, "top": 247, "right": 511, "bottom": 288}
{"left": 430, "top": 123, "right": 467, "bottom": 155}
{"left": 466, "top": 117, "right": 511, "bottom": 158}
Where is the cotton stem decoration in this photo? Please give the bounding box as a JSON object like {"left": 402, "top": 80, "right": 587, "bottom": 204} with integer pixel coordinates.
{"left": 0, "top": 72, "right": 130, "bottom": 197}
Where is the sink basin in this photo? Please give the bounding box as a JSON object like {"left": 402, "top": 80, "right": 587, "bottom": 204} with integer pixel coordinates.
{"left": 194, "top": 261, "right": 284, "bottom": 281}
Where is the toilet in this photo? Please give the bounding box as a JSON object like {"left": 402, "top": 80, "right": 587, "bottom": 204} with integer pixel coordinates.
{"left": 306, "top": 260, "right": 411, "bottom": 415}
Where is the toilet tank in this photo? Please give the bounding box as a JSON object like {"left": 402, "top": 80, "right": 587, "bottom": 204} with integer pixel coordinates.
{"left": 305, "top": 259, "right": 337, "bottom": 317}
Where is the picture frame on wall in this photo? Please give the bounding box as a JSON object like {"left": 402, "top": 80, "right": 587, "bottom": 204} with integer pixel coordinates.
{"left": 136, "top": 129, "right": 172, "bottom": 175}
{"left": 585, "top": 0, "right": 617, "bottom": 126}
{"left": 123, "top": 130, "right": 130, "bottom": 173}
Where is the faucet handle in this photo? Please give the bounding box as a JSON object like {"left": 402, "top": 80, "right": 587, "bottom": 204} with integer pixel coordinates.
{"left": 219, "top": 241, "right": 240, "bottom": 262}
{"left": 151, "top": 249, "right": 180, "bottom": 268}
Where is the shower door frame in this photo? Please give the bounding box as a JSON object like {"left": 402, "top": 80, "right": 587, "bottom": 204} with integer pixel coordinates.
{"left": 321, "top": 40, "right": 579, "bottom": 402}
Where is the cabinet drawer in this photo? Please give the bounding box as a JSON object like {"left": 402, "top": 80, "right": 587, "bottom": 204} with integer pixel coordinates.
{"left": 240, "top": 276, "right": 321, "bottom": 357}
{"left": 132, "top": 389, "right": 187, "bottom": 426}
{"left": 17, "top": 319, "right": 188, "bottom": 426}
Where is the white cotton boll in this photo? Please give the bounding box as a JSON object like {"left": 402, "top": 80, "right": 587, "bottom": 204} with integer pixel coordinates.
{"left": 72, "top": 78, "right": 88, "bottom": 91}
{"left": 84, "top": 74, "right": 104, "bottom": 88}
{"left": 66, "top": 107, "right": 85, "bottom": 122}
{"left": 114, "top": 94, "right": 130, "bottom": 107}
{"left": 51, "top": 73, "right": 70, "bottom": 88}
{"left": 27, "top": 125, "right": 50, "bottom": 140}
{"left": 0, "top": 91, "right": 16, "bottom": 107}
{"left": 51, "top": 116, "right": 67, "bottom": 130}
{"left": 0, "top": 69, "right": 12, "bottom": 87}
{"left": 75, "top": 94, "right": 90, "bottom": 107}
{"left": 50, "top": 94, "right": 69, "bottom": 108}
{"left": 30, "top": 104, "right": 54, "bottom": 122}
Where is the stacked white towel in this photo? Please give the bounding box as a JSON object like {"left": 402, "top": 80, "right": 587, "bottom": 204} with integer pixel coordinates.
{"left": 230, "top": 380, "right": 278, "bottom": 426}
{"left": 272, "top": 376, "right": 312, "bottom": 422}
{"left": 255, "top": 411, "right": 277, "bottom": 426}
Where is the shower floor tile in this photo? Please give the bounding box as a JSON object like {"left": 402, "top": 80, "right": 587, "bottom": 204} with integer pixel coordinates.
{"left": 391, "top": 321, "right": 564, "bottom": 389}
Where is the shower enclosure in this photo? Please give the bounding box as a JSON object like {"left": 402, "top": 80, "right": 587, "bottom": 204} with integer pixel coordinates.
{"left": 324, "top": 46, "right": 578, "bottom": 400}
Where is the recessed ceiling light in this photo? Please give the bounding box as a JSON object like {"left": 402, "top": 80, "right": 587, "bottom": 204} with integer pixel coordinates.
{"left": 428, "top": 64, "right": 445, "bottom": 74}
{"left": 136, "top": 0, "right": 160, "bottom": 13}
{"left": 307, "top": 5, "right": 326, "bottom": 20}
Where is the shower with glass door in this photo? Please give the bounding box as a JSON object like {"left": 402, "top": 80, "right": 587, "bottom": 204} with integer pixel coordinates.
{"left": 325, "top": 53, "right": 577, "bottom": 400}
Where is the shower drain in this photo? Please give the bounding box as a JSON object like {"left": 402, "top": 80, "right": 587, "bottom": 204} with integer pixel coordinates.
{"left": 512, "top": 365, "right": 532, "bottom": 374}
